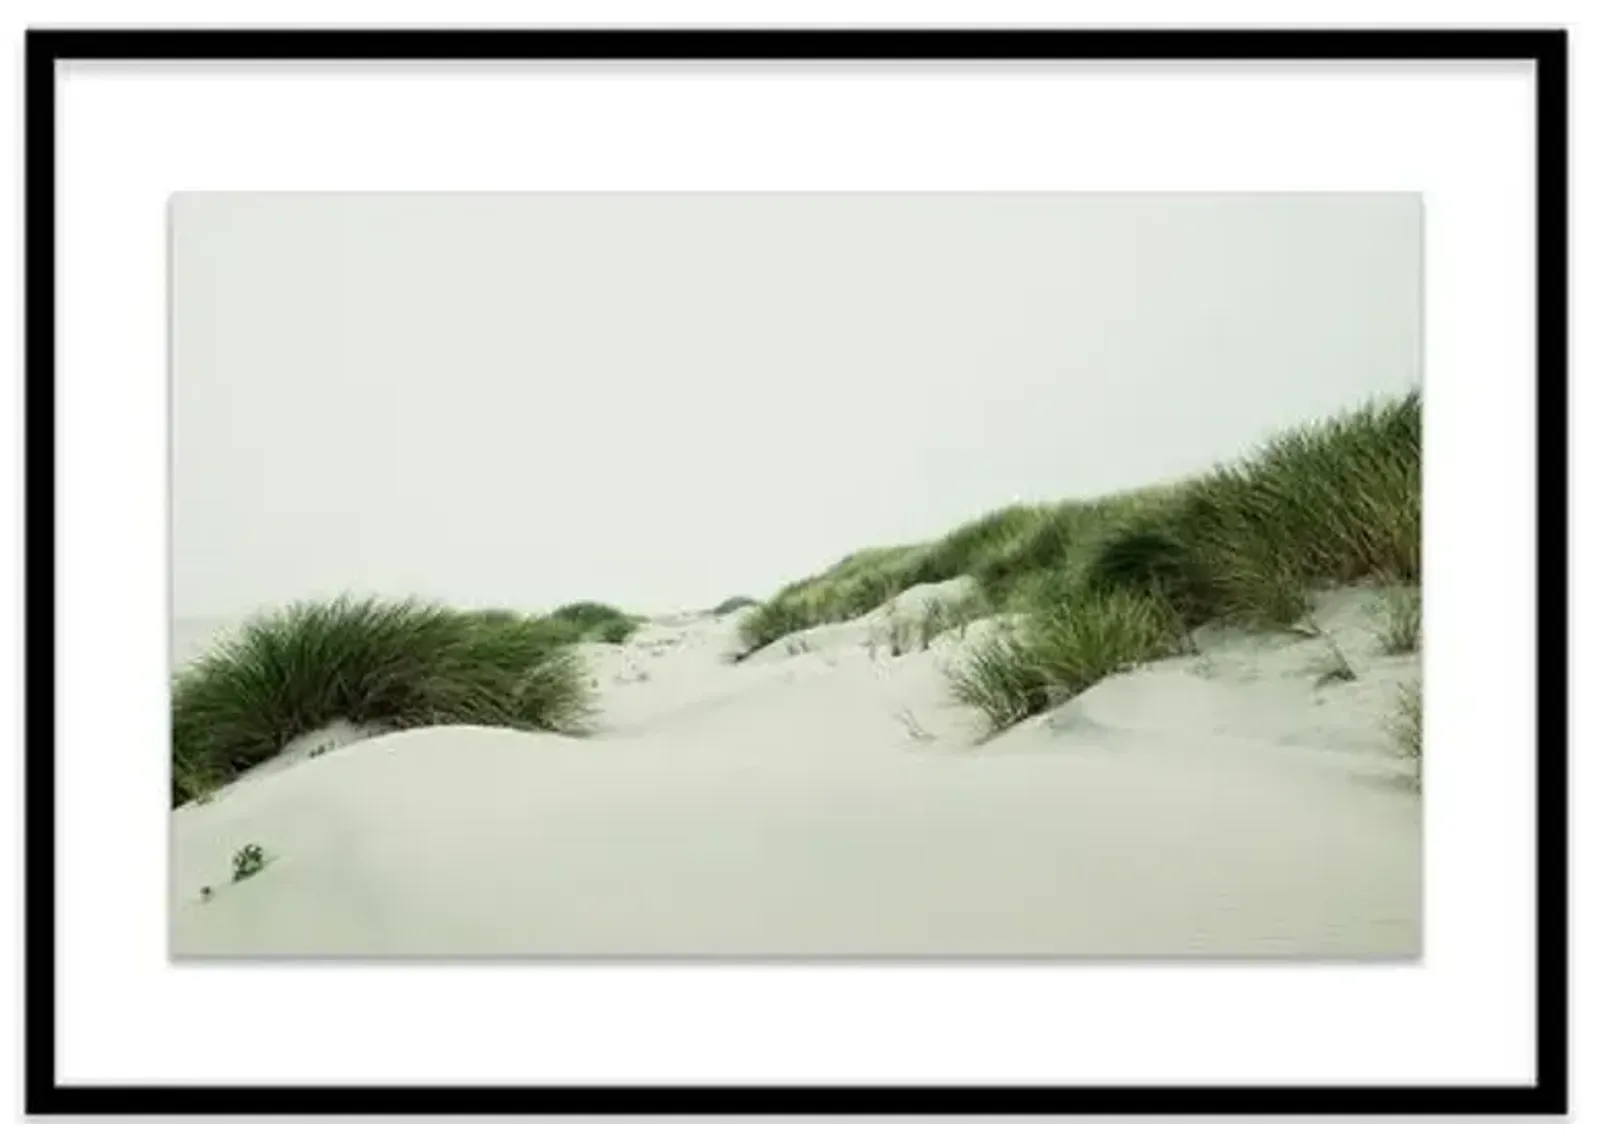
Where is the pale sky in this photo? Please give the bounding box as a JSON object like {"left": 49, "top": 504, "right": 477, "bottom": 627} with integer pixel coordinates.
{"left": 170, "top": 192, "right": 1421, "bottom": 619}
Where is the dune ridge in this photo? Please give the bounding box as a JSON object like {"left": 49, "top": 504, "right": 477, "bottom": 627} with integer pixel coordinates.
{"left": 172, "top": 584, "right": 1419, "bottom": 958}
{"left": 171, "top": 392, "right": 1421, "bottom": 957}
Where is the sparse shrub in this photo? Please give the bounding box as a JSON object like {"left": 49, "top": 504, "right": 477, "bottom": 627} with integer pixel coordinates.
{"left": 170, "top": 596, "right": 593, "bottom": 805}
{"left": 232, "top": 843, "right": 266, "bottom": 881}
{"left": 916, "top": 592, "right": 987, "bottom": 648}
{"left": 883, "top": 608, "right": 917, "bottom": 657}
{"left": 916, "top": 600, "right": 948, "bottom": 649}
{"left": 1375, "top": 584, "right": 1422, "bottom": 654}
{"left": 1390, "top": 679, "right": 1423, "bottom": 783}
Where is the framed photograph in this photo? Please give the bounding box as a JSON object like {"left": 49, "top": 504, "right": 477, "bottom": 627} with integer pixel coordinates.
{"left": 25, "top": 25, "right": 1568, "bottom": 1118}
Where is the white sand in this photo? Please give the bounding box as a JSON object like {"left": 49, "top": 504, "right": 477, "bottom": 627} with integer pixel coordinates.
{"left": 171, "top": 586, "right": 1421, "bottom": 958}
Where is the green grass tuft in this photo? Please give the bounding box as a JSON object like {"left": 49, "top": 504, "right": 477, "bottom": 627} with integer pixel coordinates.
{"left": 945, "top": 625, "right": 1052, "bottom": 734}
{"left": 947, "top": 593, "right": 1182, "bottom": 734}
{"left": 735, "top": 391, "right": 1420, "bottom": 683}
{"left": 231, "top": 843, "right": 267, "bottom": 882}
{"left": 1025, "top": 592, "right": 1183, "bottom": 698}
{"left": 1374, "top": 584, "right": 1422, "bottom": 654}
{"left": 548, "top": 601, "right": 642, "bottom": 644}
{"left": 171, "top": 596, "right": 593, "bottom": 805}
{"left": 1389, "top": 679, "right": 1423, "bottom": 785}
{"left": 942, "top": 392, "right": 1420, "bottom": 730}
{"left": 914, "top": 593, "right": 984, "bottom": 649}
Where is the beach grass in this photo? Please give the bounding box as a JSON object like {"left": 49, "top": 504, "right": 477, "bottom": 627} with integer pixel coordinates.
{"left": 944, "top": 624, "right": 1049, "bottom": 733}
{"left": 1374, "top": 583, "right": 1423, "bottom": 654}
{"left": 731, "top": 390, "right": 1419, "bottom": 733}
{"left": 915, "top": 592, "right": 984, "bottom": 648}
{"left": 171, "top": 596, "right": 593, "bottom": 805}
{"left": 711, "top": 595, "right": 759, "bottom": 617}
{"left": 903, "top": 505, "right": 1043, "bottom": 586}
{"left": 1085, "top": 393, "right": 1419, "bottom": 630}
{"left": 948, "top": 592, "right": 1182, "bottom": 734}
{"left": 548, "top": 601, "right": 642, "bottom": 644}
{"left": 1390, "top": 679, "right": 1423, "bottom": 784}
{"left": 950, "top": 393, "right": 1418, "bottom": 727}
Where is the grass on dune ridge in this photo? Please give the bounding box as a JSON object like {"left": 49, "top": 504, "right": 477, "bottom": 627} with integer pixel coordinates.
{"left": 173, "top": 393, "right": 1422, "bottom": 800}
{"left": 738, "top": 390, "right": 1421, "bottom": 734}
{"left": 171, "top": 597, "right": 597, "bottom": 806}
{"left": 547, "top": 600, "right": 642, "bottom": 644}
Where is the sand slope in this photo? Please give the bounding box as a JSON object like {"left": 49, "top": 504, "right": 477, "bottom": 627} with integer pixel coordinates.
{"left": 171, "top": 586, "right": 1421, "bottom": 958}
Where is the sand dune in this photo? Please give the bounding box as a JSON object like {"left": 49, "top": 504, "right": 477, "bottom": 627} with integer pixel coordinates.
{"left": 170, "top": 585, "right": 1421, "bottom": 958}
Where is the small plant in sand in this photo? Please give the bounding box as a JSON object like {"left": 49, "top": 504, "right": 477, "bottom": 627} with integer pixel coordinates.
{"left": 1389, "top": 679, "right": 1423, "bottom": 785}
{"left": 883, "top": 607, "right": 917, "bottom": 658}
{"left": 1374, "top": 583, "right": 1422, "bottom": 654}
{"left": 915, "top": 593, "right": 984, "bottom": 648}
{"left": 231, "top": 843, "right": 267, "bottom": 882}
{"left": 784, "top": 636, "right": 812, "bottom": 657}
{"left": 175, "top": 768, "right": 224, "bottom": 807}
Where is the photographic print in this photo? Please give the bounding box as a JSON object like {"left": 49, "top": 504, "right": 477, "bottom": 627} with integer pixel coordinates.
{"left": 28, "top": 20, "right": 1568, "bottom": 1119}
{"left": 168, "top": 191, "right": 1424, "bottom": 959}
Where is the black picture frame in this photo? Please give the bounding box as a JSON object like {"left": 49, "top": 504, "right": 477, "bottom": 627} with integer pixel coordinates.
{"left": 23, "top": 25, "right": 1569, "bottom": 1119}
